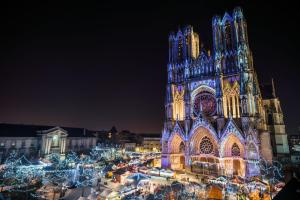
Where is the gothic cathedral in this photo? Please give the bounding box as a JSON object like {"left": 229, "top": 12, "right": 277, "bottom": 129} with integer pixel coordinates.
{"left": 161, "top": 7, "right": 289, "bottom": 177}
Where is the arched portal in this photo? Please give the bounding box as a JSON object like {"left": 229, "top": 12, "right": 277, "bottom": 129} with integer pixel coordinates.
{"left": 168, "top": 133, "right": 185, "bottom": 170}
{"left": 189, "top": 127, "right": 219, "bottom": 155}
{"left": 221, "top": 134, "right": 245, "bottom": 176}
{"left": 189, "top": 127, "right": 220, "bottom": 175}
{"left": 222, "top": 134, "right": 245, "bottom": 157}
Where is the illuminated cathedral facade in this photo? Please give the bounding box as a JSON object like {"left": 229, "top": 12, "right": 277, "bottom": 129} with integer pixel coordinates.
{"left": 161, "top": 7, "right": 289, "bottom": 177}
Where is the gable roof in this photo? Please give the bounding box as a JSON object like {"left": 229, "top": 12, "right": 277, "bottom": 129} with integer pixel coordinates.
{"left": 222, "top": 12, "right": 233, "bottom": 24}
{"left": 220, "top": 117, "right": 245, "bottom": 143}
{"left": 189, "top": 113, "right": 218, "bottom": 142}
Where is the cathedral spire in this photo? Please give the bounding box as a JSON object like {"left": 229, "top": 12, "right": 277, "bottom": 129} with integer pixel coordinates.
{"left": 271, "top": 78, "right": 276, "bottom": 98}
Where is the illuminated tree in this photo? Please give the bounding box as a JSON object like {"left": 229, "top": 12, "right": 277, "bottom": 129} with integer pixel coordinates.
{"left": 259, "top": 158, "right": 284, "bottom": 185}
{"left": 66, "top": 151, "right": 80, "bottom": 164}
{"left": 42, "top": 153, "right": 72, "bottom": 199}
{"left": 3, "top": 152, "right": 42, "bottom": 187}
{"left": 1, "top": 152, "right": 43, "bottom": 199}
{"left": 90, "top": 147, "right": 102, "bottom": 161}
{"left": 44, "top": 154, "right": 70, "bottom": 184}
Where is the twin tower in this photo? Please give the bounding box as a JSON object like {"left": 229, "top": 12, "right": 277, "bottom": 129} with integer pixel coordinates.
{"left": 161, "top": 7, "right": 289, "bottom": 177}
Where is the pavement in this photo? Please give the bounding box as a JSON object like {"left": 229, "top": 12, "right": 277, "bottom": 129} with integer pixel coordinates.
{"left": 62, "top": 178, "right": 120, "bottom": 200}
{"left": 62, "top": 187, "right": 92, "bottom": 200}
{"left": 61, "top": 168, "right": 208, "bottom": 200}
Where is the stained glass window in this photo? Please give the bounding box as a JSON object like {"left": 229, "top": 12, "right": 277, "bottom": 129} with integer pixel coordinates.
{"left": 200, "top": 136, "right": 214, "bottom": 154}
{"left": 193, "top": 92, "right": 216, "bottom": 116}
{"left": 231, "top": 143, "right": 240, "bottom": 156}
{"left": 179, "top": 142, "right": 185, "bottom": 153}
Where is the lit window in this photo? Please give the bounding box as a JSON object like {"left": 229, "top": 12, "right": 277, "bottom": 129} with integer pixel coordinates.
{"left": 53, "top": 135, "right": 58, "bottom": 141}
{"left": 200, "top": 137, "right": 213, "bottom": 154}
{"left": 231, "top": 143, "right": 241, "bottom": 156}
{"left": 179, "top": 142, "right": 185, "bottom": 153}
{"left": 52, "top": 135, "right": 59, "bottom": 147}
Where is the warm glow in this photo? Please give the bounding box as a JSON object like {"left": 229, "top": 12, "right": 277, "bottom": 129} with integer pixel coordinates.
{"left": 172, "top": 85, "right": 185, "bottom": 120}
{"left": 223, "top": 80, "right": 240, "bottom": 118}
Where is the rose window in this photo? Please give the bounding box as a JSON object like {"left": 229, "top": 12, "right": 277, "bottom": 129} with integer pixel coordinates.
{"left": 199, "top": 136, "right": 214, "bottom": 154}
{"left": 193, "top": 92, "right": 216, "bottom": 116}
{"left": 231, "top": 143, "right": 241, "bottom": 156}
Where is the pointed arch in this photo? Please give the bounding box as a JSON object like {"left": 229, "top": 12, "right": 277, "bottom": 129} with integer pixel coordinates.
{"left": 189, "top": 115, "right": 219, "bottom": 143}
{"left": 220, "top": 119, "right": 245, "bottom": 157}
{"left": 220, "top": 134, "right": 245, "bottom": 158}
{"left": 176, "top": 30, "right": 184, "bottom": 61}
{"left": 221, "top": 119, "right": 245, "bottom": 142}
{"left": 189, "top": 126, "right": 219, "bottom": 156}
{"left": 172, "top": 85, "right": 185, "bottom": 120}
{"left": 247, "top": 127, "right": 259, "bottom": 144}
{"left": 179, "top": 141, "right": 185, "bottom": 153}
{"left": 223, "top": 80, "right": 240, "bottom": 118}
{"left": 222, "top": 13, "right": 234, "bottom": 51}
{"left": 168, "top": 132, "right": 185, "bottom": 154}
{"left": 191, "top": 85, "right": 216, "bottom": 101}
{"left": 246, "top": 142, "right": 259, "bottom": 160}
{"left": 171, "top": 122, "right": 186, "bottom": 141}
{"left": 222, "top": 12, "right": 233, "bottom": 24}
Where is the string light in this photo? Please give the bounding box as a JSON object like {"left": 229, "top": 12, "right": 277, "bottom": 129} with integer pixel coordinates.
{"left": 0, "top": 145, "right": 284, "bottom": 199}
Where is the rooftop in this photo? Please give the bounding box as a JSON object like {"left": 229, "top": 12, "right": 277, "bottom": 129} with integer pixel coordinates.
{"left": 0, "top": 123, "right": 102, "bottom": 137}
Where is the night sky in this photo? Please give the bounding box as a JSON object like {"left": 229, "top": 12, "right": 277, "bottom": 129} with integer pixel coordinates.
{"left": 0, "top": 1, "right": 299, "bottom": 134}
